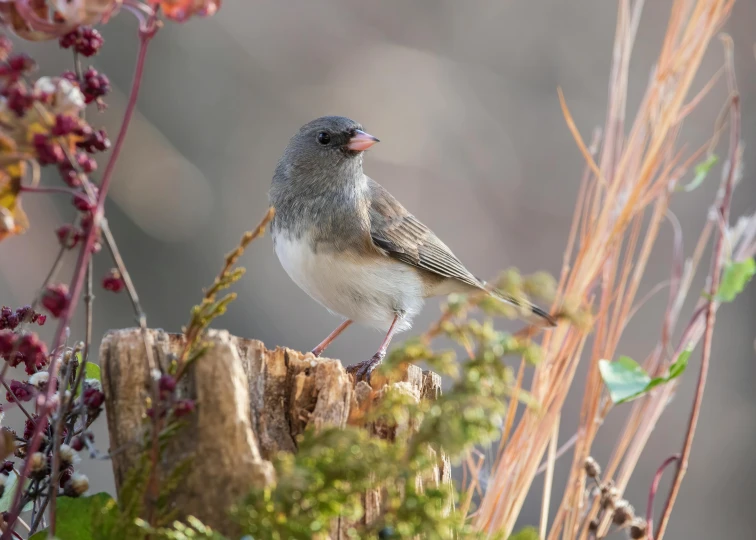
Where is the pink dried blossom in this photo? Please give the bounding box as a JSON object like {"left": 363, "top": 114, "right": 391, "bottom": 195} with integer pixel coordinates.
{"left": 5, "top": 379, "right": 33, "bottom": 403}
{"left": 41, "top": 283, "right": 70, "bottom": 318}
{"left": 1, "top": 305, "right": 45, "bottom": 329}
{"left": 160, "top": 0, "right": 220, "bottom": 23}
{"left": 0, "top": 1, "right": 121, "bottom": 41}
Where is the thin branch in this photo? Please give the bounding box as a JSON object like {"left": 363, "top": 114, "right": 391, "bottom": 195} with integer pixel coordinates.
{"left": 535, "top": 433, "right": 579, "bottom": 476}
{"left": 100, "top": 219, "right": 157, "bottom": 374}
{"left": 539, "top": 416, "right": 560, "bottom": 538}
{"left": 28, "top": 492, "right": 49, "bottom": 536}
{"left": 646, "top": 454, "right": 680, "bottom": 539}
{"left": 655, "top": 37, "right": 740, "bottom": 539}
{"left": 47, "top": 343, "right": 76, "bottom": 536}
{"left": 1, "top": 14, "right": 161, "bottom": 537}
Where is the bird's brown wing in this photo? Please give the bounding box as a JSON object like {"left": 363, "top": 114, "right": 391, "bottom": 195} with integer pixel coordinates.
{"left": 366, "top": 177, "right": 483, "bottom": 289}
{"left": 367, "top": 178, "right": 557, "bottom": 326}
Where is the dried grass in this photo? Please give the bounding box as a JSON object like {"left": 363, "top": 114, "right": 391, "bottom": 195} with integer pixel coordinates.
{"left": 468, "top": 1, "right": 754, "bottom": 538}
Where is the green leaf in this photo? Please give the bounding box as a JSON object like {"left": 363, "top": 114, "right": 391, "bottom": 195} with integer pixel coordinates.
{"left": 508, "top": 526, "right": 540, "bottom": 540}
{"left": 73, "top": 360, "right": 101, "bottom": 397}
{"left": 644, "top": 350, "right": 691, "bottom": 392}
{"left": 599, "top": 356, "right": 651, "bottom": 404}
{"left": 716, "top": 258, "right": 755, "bottom": 303}
{"left": 84, "top": 362, "right": 101, "bottom": 381}
{"left": 29, "top": 492, "right": 115, "bottom": 540}
{"left": 600, "top": 350, "right": 692, "bottom": 404}
{"left": 682, "top": 154, "right": 718, "bottom": 192}
{"left": 0, "top": 472, "right": 33, "bottom": 513}
{"left": 667, "top": 349, "right": 691, "bottom": 379}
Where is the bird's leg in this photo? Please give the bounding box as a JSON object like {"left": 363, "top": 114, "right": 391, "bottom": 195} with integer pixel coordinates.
{"left": 311, "top": 319, "right": 353, "bottom": 357}
{"left": 347, "top": 314, "right": 401, "bottom": 384}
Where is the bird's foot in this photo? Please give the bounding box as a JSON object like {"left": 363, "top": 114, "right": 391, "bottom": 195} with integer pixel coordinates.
{"left": 346, "top": 351, "right": 385, "bottom": 384}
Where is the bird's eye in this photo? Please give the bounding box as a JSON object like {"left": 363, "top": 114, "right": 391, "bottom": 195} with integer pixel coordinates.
{"left": 316, "top": 132, "right": 331, "bottom": 145}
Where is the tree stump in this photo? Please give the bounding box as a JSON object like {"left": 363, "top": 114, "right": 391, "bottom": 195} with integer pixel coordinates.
{"left": 100, "top": 328, "right": 450, "bottom": 537}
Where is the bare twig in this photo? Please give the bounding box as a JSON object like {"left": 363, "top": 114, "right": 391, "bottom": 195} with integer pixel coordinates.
{"left": 1, "top": 12, "right": 161, "bottom": 537}
{"left": 47, "top": 360, "right": 74, "bottom": 536}
{"left": 655, "top": 37, "right": 740, "bottom": 540}
{"left": 646, "top": 454, "right": 680, "bottom": 539}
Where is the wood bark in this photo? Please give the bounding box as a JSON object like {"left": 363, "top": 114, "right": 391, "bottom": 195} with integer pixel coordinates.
{"left": 100, "top": 328, "right": 449, "bottom": 537}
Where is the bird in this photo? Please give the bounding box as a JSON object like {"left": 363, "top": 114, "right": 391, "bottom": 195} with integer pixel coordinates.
{"left": 269, "top": 116, "right": 555, "bottom": 382}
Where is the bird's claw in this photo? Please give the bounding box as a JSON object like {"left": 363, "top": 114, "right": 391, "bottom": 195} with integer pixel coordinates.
{"left": 346, "top": 352, "right": 385, "bottom": 384}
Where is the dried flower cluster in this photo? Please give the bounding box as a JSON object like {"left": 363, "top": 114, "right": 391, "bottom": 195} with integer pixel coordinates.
{"left": 0, "top": 0, "right": 223, "bottom": 537}
{"left": 0, "top": 344, "right": 97, "bottom": 506}
{"left": 584, "top": 456, "right": 648, "bottom": 539}
{"left": 0, "top": 305, "right": 45, "bottom": 330}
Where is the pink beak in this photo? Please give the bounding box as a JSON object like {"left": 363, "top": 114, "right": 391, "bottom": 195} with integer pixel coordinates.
{"left": 346, "top": 129, "right": 380, "bottom": 151}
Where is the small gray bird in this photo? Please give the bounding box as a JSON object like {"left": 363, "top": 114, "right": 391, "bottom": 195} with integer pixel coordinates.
{"left": 270, "top": 116, "right": 555, "bottom": 382}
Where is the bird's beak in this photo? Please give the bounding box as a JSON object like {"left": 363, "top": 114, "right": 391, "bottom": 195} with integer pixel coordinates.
{"left": 346, "top": 130, "right": 380, "bottom": 151}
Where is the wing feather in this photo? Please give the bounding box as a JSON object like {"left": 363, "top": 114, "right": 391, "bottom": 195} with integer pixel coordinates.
{"left": 367, "top": 178, "right": 482, "bottom": 289}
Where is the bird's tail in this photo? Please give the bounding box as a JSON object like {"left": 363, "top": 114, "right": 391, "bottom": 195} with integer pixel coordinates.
{"left": 487, "top": 288, "right": 557, "bottom": 328}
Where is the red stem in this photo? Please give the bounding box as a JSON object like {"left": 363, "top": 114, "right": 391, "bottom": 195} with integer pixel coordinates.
{"left": 654, "top": 88, "right": 740, "bottom": 538}
{"left": 1, "top": 17, "right": 160, "bottom": 538}
{"left": 646, "top": 454, "right": 680, "bottom": 539}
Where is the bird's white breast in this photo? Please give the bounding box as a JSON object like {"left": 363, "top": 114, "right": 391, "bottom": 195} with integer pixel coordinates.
{"left": 273, "top": 232, "right": 424, "bottom": 332}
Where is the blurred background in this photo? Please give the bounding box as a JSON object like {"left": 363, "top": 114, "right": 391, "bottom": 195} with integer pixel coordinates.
{"left": 2, "top": 0, "right": 755, "bottom": 536}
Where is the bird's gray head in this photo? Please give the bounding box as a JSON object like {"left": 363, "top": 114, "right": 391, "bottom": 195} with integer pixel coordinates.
{"left": 272, "top": 116, "right": 379, "bottom": 192}
{"left": 269, "top": 116, "right": 380, "bottom": 238}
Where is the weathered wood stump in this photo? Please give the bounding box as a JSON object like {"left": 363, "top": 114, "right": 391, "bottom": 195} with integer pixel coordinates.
{"left": 100, "top": 328, "right": 450, "bottom": 537}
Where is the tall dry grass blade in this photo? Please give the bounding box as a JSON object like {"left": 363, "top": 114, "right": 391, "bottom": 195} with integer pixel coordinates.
{"left": 470, "top": 1, "right": 736, "bottom": 537}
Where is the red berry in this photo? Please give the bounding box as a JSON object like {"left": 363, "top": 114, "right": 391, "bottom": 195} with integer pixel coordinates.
{"left": 51, "top": 114, "right": 79, "bottom": 136}
{"left": 0, "top": 306, "right": 45, "bottom": 330}
{"left": 0, "top": 308, "right": 16, "bottom": 330}
{"left": 77, "top": 129, "right": 110, "bottom": 153}
{"left": 59, "top": 27, "right": 104, "bottom": 57}
{"left": 82, "top": 387, "right": 104, "bottom": 411}
{"left": 173, "top": 399, "right": 195, "bottom": 417}
{"left": 81, "top": 67, "right": 110, "bottom": 104}
{"left": 3, "top": 83, "right": 33, "bottom": 117}
{"left": 0, "top": 53, "right": 36, "bottom": 82}
{"left": 17, "top": 333, "right": 49, "bottom": 374}
{"left": 0, "top": 461, "right": 13, "bottom": 475}
{"left": 158, "top": 374, "right": 176, "bottom": 400}
{"left": 58, "top": 30, "right": 78, "bottom": 50}
{"left": 41, "top": 284, "right": 70, "bottom": 318}
{"left": 61, "top": 70, "right": 79, "bottom": 85}
{"left": 23, "top": 415, "right": 42, "bottom": 441}
{"left": 56, "top": 224, "right": 80, "bottom": 249}
{"left": 32, "top": 134, "right": 65, "bottom": 166}
{"left": 78, "top": 27, "right": 104, "bottom": 57}
{"left": 5, "top": 380, "right": 33, "bottom": 403}
{"left": 76, "top": 152, "right": 97, "bottom": 173}
{"left": 70, "top": 436, "right": 84, "bottom": 452}
{"left": 102, "top": 269, "right": 124, "bottom": 293}
{"left": 59, "top": 466, "right": 74, "bottom": 488}
{"left": 73, "top": 195, "right": 95, "bottom": 212}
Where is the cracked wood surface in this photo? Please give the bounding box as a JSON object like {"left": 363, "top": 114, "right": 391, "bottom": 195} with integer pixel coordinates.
{"left": 100, "top": 328, "right": 449, "bottom": 537}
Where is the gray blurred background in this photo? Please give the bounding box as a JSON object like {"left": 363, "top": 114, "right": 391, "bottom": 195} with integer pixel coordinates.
{"left": 2, "top": 0, "right": 755, "bottom": 537}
